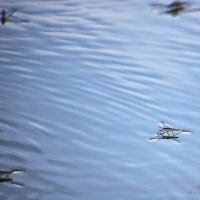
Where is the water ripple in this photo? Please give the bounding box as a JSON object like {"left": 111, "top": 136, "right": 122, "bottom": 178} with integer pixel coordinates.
{"left": 0, "top": 0, "right": 200, "bottom": 199}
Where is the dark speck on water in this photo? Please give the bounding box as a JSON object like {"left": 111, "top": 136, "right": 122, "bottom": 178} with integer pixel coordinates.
{"left": 0, "top": 8, "right": 29, "bottom": 25}
{"left": 151, "top": 0, "right": 200, "bottom": 16}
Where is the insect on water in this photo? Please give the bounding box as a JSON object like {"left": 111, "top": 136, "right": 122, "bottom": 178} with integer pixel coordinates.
{"left": 149, "top": 122, "right": 192, "bottom": 143}
{"left": 0, "top": 9, "right": 29, "bottom": 25}
{"left": 0, "top": 169, "right": 24, "bottom": 187}
{"left": 150, "top": 1, "right": 200, "bottom": 16}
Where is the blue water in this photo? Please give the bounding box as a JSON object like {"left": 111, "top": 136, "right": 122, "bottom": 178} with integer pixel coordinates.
{"left": 1, "top": 0, "right": 200, "bottom": 199}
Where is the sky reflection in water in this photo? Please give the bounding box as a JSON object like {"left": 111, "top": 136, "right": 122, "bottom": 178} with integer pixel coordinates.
{"left": 0, "top": 0, "right": 200, "bottom": 199}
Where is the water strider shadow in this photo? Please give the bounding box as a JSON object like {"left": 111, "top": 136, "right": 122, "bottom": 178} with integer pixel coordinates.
{"left": 149, "top": 122, "right": 192, "bottom": 143}
{"left": 150, "top": 1, "right": 200, "bottom": 16}
{"left": 0, "top": 8, "right": 29, "bottom": 25}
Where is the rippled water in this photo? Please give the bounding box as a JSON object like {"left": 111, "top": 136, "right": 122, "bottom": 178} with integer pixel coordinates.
{"left": 1, "top": 0, "right": 200, "bottom": 199}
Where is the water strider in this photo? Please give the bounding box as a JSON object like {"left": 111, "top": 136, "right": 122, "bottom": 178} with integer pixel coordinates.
{"left": 0, "top": 9, "right": 29, "bottom": 25}
{"left": 0, "top": 169, "right": 24, "bottom": 187}
{"left": 150, "top": 1, "right": 200, "bottom": 16}
{"left": 149, "top": 122, "right": 192, "bottom": 143}
{"left": 0, "top": 9, "right": 17, "bottom": 25}
{"left": 151, "top": 1, "right": 190, "bottom": 9}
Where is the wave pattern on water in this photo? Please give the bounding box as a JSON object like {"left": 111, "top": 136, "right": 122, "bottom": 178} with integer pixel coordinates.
{"left": 0, "top": 0, "right": 200, "bottom": 200}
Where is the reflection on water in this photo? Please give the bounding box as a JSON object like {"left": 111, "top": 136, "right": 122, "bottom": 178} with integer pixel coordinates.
{"left": 1, "top": 0, "right": 200, "bottom": 199}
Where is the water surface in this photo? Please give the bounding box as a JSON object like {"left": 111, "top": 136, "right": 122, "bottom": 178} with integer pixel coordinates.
{"left": 1, "top": 0, "right": 200, "bottom": 199}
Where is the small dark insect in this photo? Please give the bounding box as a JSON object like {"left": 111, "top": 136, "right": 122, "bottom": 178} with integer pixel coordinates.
{"left": 0, "top": 9, "right": 16, "bottom": 25}
{"left": 151, "top": 1, "right": 200, "bottom": 16}
{"left": 0, "top": 170, "right": 24, "bottom": 187}
{"left": 0, "top": 9, "right": 29, "bottom": 25}
{"left": 151, "top": 1, "right": 191, "bottom": 9}
{"left": 149, "top": 122, "right": 192, "bottom": 143}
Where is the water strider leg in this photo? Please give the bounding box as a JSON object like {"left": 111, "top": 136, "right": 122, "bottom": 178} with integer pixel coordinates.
{"left": 10, "top": 181, "right": 24, "bottom": 187}
{"left": 150, "top": 3, "right": 166, "bottom": 8}
{"left": 157, "top": 129, "right": 161, "bottom": 135}
{"left": 173, "top": 138, "right": 180, "bottom": 144}
{"left": 158, "top": 129, "right": 165, "bottom": 136}
{"left": 174, "top": 131, "right": 182, "bottom": 136}
{"left": 149, "top": 136, "right": 160, "bottom": 140}
{"left": 166, "top": 130, "right": 171, "bottom": 136}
